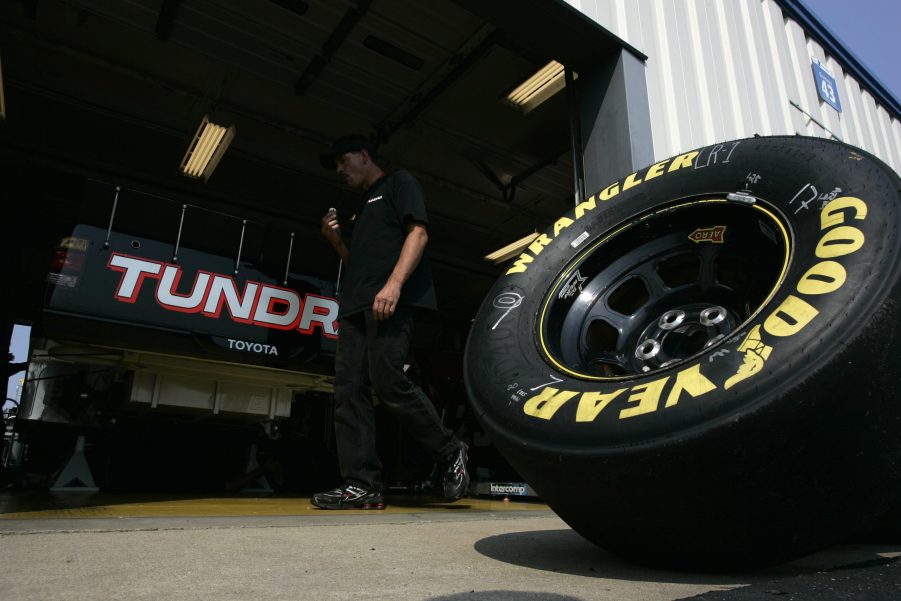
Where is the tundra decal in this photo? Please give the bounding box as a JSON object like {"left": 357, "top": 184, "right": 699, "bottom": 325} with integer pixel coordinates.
{"left": 108, "top": 253, "right": 339, "bottom": 338}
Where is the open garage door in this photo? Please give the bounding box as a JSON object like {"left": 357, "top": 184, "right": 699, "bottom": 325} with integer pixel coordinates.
{"left": 0, "top": 0, "right": 638, "bottom": 492}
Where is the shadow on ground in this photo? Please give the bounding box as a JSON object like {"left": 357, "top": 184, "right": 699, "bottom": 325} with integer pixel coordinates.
{"left": 426, "top": 592, "right": 584, "bottom": 601}
{"left": 673, "top": 557, "right": 901, "bottom": 601}
{"left": 473, "top": 528, "right": 901, "bottom": 586}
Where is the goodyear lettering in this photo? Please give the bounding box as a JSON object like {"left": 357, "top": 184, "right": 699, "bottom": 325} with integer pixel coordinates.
{"left": 815, "top": 226, "right": 865, "bottom": 258}
{"left": 522, "top": 387, "right": 578, "bottom": 420}
{"left": 665, "top": 363, "right": 717, "bottom": 407}
{"left": 523, "top": 362, "right": 720, "bottom": 423}
{"left": 724, "top": 326, "right": 773, "bottom": 389}
{"left": 762, "top": 196, "right": 865, "bottom": 336}
{"left": 521, "top": 196, "right": 870, "bottom": 423}
{"left": 820, "top": 196, "right": 867, "bottom": 229}
{"left": 728, "top": 196, "right": 868, "bottom": 377}
{"left": 576, "top": 388, "right": 626, "bottom": 422}
{"left": 619, "top": 376, "right": 669, "bottom": 419}
{"left": 796, "top": 261, "right": 846, "bottom": 295}
{"left": 763, "top": 295, "right": 819, "bottom": 337}
{"left": 505, "top": 150, "right": 701, "bottom": 276}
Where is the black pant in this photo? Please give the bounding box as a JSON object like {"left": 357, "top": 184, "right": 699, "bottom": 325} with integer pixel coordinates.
{"left": 333, "top": 306, "right": 456, "bottom": 489}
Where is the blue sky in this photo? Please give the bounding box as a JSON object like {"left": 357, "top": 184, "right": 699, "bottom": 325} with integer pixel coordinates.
{"left": 7, "top": 326, "right": 28, "bottom": 409}
{"left": 807, "top": 0, "right": 901, "bottom": 101}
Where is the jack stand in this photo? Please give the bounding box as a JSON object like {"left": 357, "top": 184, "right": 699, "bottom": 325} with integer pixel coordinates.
{"left": 50, "top": 435, "right": 99, "bottom": 492}
{"left": 241, "top": 444, "right": 273, "bottom": 493}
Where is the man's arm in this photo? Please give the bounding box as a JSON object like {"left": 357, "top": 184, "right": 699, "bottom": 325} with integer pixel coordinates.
{"left": 321, "top": 208, "right": 350, "bottom": 260}
{"left": 372, "top": 220, "right": 428, "bottom": 321}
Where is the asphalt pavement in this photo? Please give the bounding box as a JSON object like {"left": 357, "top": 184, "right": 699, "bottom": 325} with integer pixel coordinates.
{"left": 2, "top": 495, "right": 901, "bottom": 600}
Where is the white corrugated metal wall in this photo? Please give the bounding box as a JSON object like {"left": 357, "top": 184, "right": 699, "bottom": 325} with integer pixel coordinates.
{"left": 566, "top": 0, "right": 901, "bottom": 175}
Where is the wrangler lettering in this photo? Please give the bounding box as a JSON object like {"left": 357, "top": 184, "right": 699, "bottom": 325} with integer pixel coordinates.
{"left": 622, "top": 172, "right": 643, "bottom": 191}
{"left": 644, "top": 160, "right": 668, "bottom": 181}
{"left": 504, "top": 147, "right": 703, "bottom": 276}
{"left": 668, "top": 151, "right": 700, "bottom": 172}
{"left": 574, "top": 195, "right": 597, "bottom": 220}
{"left": 553, "top": 217, "right": 574, "bottom": 237}
{"left": 599, "top": 182, "right": 620, "bottom": 201}
{"left": 528, "top": 234, "right": 553, "bottom": 256}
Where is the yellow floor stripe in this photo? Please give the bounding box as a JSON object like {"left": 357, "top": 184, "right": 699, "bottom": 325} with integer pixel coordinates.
{"left": 0, "top": 494, "right": 548, "bottom": 520}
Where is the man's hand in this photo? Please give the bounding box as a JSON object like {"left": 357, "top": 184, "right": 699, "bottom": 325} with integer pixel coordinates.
{"left": 321, "top": 208, "right": 349, "bottom": 260}
{"left": 321, "top": 208, "right": 340, "bottom": 244}
{"left": 371, "top": 222, "right": 428, "bottom": 321}
{"left": 373, "top": 280, "right": 402, "bottom": 321}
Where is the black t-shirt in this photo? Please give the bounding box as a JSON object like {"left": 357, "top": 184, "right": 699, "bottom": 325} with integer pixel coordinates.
{"left": 338, "top": 170, "right": 437, "bottom": 319}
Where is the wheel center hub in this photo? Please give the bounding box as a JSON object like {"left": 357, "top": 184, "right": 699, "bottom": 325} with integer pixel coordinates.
{"left": 633, "top": 304, "right": 735, "bottom": 372}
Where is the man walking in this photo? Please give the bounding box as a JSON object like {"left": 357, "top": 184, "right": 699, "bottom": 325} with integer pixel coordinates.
{"left": 312, "top": 134, "right": 469, "bottom": 510}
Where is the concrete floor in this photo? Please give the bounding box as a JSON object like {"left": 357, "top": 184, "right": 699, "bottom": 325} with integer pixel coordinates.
{"left": 2, "top": 492, "right": 901, "bottom": 600}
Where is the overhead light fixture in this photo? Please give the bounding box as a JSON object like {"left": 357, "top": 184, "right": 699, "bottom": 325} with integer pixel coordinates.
{"left": 179, "top": 115, "right": 236, "bottom": 180}
{"left": 0, "top": 54, "right": 6, "bottom": 121}
{"left": 505, "top": 60, "right": 572, "bottom": 114}
{"left": 484, "top": 231, "right": 540, "bottom": 265}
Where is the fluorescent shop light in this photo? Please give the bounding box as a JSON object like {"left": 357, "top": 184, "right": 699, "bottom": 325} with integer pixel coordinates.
{"left": 179, "top": 116, "right": 235, "bottom": 180}
{"left": 484, "top": 231, "right": 540, "bottom": 265}
{"left": 505, "top": 61, "right": 570, "bottom": 114}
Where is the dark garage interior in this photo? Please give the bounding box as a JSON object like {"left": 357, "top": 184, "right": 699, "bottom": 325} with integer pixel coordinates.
{"left": 1, "top": 0, "right": 632, "bottom": 492}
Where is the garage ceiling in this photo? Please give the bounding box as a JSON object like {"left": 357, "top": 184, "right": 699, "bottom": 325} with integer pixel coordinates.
{"left": 1, "top": 0, "right": 627, "bottom": 320}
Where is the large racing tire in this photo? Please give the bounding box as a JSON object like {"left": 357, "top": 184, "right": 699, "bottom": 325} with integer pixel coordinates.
{"left": 464, "top": 136, "right": 901, "bottom": 569}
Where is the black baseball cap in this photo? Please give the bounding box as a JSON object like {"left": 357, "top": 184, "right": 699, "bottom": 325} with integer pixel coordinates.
{"left": 319, "top": 134, "right": 377, "bottom": 170}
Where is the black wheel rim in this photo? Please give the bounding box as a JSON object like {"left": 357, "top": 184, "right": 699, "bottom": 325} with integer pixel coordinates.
{"left": 538, "top": 199, "right": 791, "bottom": 380}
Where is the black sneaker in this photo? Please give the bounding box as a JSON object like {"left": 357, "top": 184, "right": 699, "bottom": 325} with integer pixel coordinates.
{"left": 442, "top": 443, "right": 470, "bottom": 501}
{"left": 311, "top": 483, "right": 385, "bottom": 510}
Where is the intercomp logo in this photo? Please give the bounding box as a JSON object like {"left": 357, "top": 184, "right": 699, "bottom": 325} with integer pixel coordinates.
{"left": 490, "top": 483, "right": 527, "bottom": 496}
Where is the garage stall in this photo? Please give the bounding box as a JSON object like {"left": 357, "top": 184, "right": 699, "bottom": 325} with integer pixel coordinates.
{"left": 2, "top": 0, "right": 900, "bottom": 511}
{"left": 0, "top": 0, "right": 637, "bottom": 492}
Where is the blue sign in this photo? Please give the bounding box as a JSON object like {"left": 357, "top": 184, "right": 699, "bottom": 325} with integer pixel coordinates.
{"left": 812, "top": 61, "right": 842, "bottom": 113}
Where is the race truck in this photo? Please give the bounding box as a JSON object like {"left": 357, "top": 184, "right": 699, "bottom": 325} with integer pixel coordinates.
{"left": 11, "top": 180, "right": 344, "bottom": 492}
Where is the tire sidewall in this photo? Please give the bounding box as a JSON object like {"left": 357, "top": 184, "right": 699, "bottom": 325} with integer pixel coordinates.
{"left": 466, "top": 136, "right": 901, "bottom": 454}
